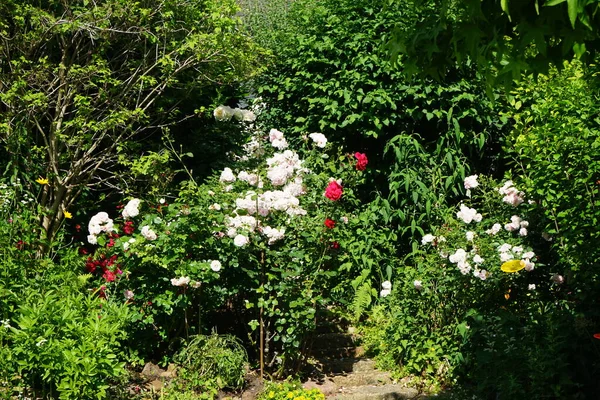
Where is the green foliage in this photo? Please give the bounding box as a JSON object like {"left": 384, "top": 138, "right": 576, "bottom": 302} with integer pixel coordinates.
{"left": 506, "top": 61, "right": 600, "bottom": 285}
{"left": 255, "top": 0, "right": 509, "bottom": 244}
{"left": 390, "top": 0, "right": 600, "bottom": 87}
{"left": 9, "top": 289, "right": 129, "bottom": 399}
{"left": 463, "top": 303, "right": 584, "bottom": 399}
{"left": 173, "top": 334, "right": 247, "bottom": 394}
{"left": 258, "top": 381, "right": 324, "bottom": 400}
{"left": 0, "top": 0, "right": 263, "bottom": 244}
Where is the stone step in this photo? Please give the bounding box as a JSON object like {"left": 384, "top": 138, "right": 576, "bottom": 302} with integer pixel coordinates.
{"left": 310, "top": 333, "right": 360, "bottom": 350}
{"left": 328, "top": 384, "right": 420, "bottom": 400}
{"left": 310, "top": 346, "right": 366, "bottom": 359}
{"left": 316, "top": 358, "right": 377, "bottom": 374}
{"left": 331, "top": 370, "right": 392, "bottom": 387}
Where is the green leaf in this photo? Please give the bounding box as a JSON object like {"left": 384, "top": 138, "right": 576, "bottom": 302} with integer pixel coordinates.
{"left": 501, "top": 0, "right": 511, "bottom": 20}
{"left": 567, "top": 0, "right": 577, "bottom": 27}
{"left": 544, "top": 0, "right": 567, "bottom": 6}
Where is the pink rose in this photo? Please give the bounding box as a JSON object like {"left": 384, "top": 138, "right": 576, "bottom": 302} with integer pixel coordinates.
{"left": 354, "top": 152, "right": 368, "bottom": 171}
{"left": 325, "top": 181, "right": 343, "bottom": 201}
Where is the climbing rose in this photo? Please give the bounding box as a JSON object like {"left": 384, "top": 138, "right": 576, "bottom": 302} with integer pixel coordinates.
{"left": 325, "top": 180, "right": 343, "bottom": 201}
{"left": 354, "top": 152, "right": 368, "bottom": 171}
{"left": 324, "top": 218, "right": 335, "bottom": 229}
{"left": 308, "top": 133, "right": 327, "bottom": 148}
{"left": 463, "top": 175, "right": 479, "bottom": 189}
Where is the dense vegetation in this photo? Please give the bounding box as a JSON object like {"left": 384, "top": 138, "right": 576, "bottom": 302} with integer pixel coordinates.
{"left": 1, "top": 0, "right": 599, "bottom": 398}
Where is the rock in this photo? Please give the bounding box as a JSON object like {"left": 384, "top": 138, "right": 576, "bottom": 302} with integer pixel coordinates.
{"left": 145, "top": 379, "right": 163, "bottom": 392}
{"left": 329, "top": 384, "right": 420, "bottom": 400}
{"left": 141, "top": 362, "right": 165, "bottom": 379}
{"left": 303, "top": 378, "right": 338, "bottom": 395}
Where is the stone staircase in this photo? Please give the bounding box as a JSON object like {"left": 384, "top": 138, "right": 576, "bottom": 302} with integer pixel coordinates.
{"left": 302, "top": 312, "right": 420, "bottom": 400}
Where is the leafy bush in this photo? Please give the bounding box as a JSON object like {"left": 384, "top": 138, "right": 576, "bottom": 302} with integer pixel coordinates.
{"left": 81, "top": 119, "right": 392, "bottom": 374}
{"left": 173, "top": 334, "right": 247, "bottom": 395}
{"left": 254, "top": 0, "right": 510, "bottom": 244}
{"left": 360, "top": 174, "right": 570, "bottom": 394}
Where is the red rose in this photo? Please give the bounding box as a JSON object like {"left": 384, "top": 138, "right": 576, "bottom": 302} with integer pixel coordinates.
{"left": 103, "top": 270, "right": 116, "bottom": 282}
{"left": 123, "top": 221, "right": 134, "bottom": 235}
{"left": 325, "top": 180, "right": 343, "bottom": 201}
{"left": 331, "top": 241, "right": 340, "bottom": 249}
{"left": 354, "top": 152, "right": 368, "bottom": 171}
{"left": 324, "top": 218, "right": 336, "bottom": 229}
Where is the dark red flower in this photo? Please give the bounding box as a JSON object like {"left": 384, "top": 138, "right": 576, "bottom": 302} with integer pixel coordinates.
{"left": 107, "top": 238, "right": 115, "bottom": 248}
{"left": 324, "top": 218, "right": 336, "bottom": 229}
{"left": 85, "top": 257, "right": 97, "bottom": 273}
{"left": 79, "top": 247, "right": 89, "bottom": 255}
{"left": 325, "top": 180, "right": 343, "bottom": 201}
{"left": 75, "top": 224, "right": 82, "bottom": 232}
{"left": 123, "top": 221, "right": 134, "bottom": 235}
{"left": 331, "top": 241, "right": 340, "bottom": 249}
{"left": 594, "top": 333, "right": 600, "bottom": 339}
{"left": 103, "top": 270, "right": 116, "bottom": 282}
{"left": 354, "top": 152, "right": 368, "bottom": 171}
{"left": 15, "top": 240, "right": 24, "bottom": 250}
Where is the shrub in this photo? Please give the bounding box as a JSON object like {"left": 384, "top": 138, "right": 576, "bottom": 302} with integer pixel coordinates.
{"left": 173, "top": 334, "right": 248, "bottom": 395}
{"left": 360, "top": 174, "right": 575, "bottom": 395}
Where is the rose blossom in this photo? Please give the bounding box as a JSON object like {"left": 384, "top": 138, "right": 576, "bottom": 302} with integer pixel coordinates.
{"left": 464, "top": 175, "right": 479, "bottom": 189}
{"left": 308, "top": 133, "right": 327, "bottom": 148}
{"left": 325, "top": 180, "right": 343, "bottom": 201}
{"left": 354, "top": 152, "right": 368, "bottom": 171}
{"left": 210, "top": 260, "right": 222, "bottom": 272}
{"left": 324, "top": 218, "right": 335, "bottom": 229}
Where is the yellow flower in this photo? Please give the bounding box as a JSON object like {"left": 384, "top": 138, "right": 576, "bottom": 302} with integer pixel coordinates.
{"left": 268, "top": 392, "right": 275, "bottom": 399}
{"left": 501, "top": 259, "right": 525, "bottom": 273}
{"left": 287, "top": 393, "right": 294, "bottom": 399}
{"left": 63, "top": 210, "right": 73, "bottom": 219}
{"left": 36, "top": 177, "right": 49, "bottom": 185}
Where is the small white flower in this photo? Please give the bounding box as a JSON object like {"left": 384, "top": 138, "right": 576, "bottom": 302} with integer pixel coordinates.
{"left": 210, "top": 260, "right": 222, "bottom": 272}
{"left": 382, "top": 280, "right": 392, "bottom": 290}
{"left": 209, "top": 203, "right": 221, "bottom": 211}
{"left": 141, "top": 225, "right": 157, "bottom": 241}
{"left": 464, "top": 175, "right": 479, "bottom": 190}
{"left": 192, "top": 281, "right": 202, "bottom": 289}
{"left": 522, "top": 251, "right": 535, "bottom": 259}
{"left": 512, "top": 246, "right": 523, "bottom": 254}
{"left": 308, "top": 132, "right": 328, "bottom": 148}
{"left": 122, "top": 198, "right": 141, "bottom": 219}
{"left": 523, "top": 260, "right": 535, "bottom": 271}
{"left": 219, "top": 168, "right": 236, "bottom": 183}
{"left": 123, "top": 290, "right": 134, "bottom": 300}
{"left": 528, "top": 284, "right": 536, "bottom": 291}
{"left": 498, "top": 243, "right": 512, "bottom": 253}
{"left": 87, "top": 234, "right": 98, "bottom": 245}
{"left": 473, "top": 254, "right": 484, "bottom": 264}
{"left": 552, "top": 274, "right": 564, "bottom": 284}
{"left": 486, "top": 223, "right": 502, "bottom": 235}
{"left": 171, "top": 276, "right": 191, "bottom": 287}
{"left": 159, "top": 198, "right": 166, "bottom": 204}
{"left": 466, "top": 231, "right": 475, "bottom": 242}
{"left": 380, "top": 289, "right": 391, "bottom": 298}
{"left": 519, "top": 227, "right": 528, "bottom": 236}
{"left": 421, "top": 234, "right": 436, "bottom": 245}
{"left": 233, "top": 234, "right": 249, "bottom": 247}
{"left": 36, "top": 338, "right": 48, "bottom": 347}
{"left": 499, "top": 252, "right": 513, "bottom": 262}
{"left": 413, "top": 280, "right": 423, "bottom": 290}
{"left": 213, "top": 105, "right": 234, "bottom": 121}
